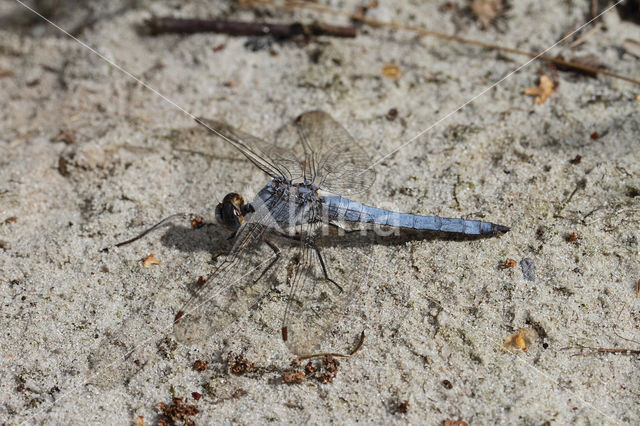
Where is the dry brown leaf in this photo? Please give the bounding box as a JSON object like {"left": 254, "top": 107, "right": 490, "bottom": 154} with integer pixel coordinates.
{"left": 498, "top": 258, "right": 517, "bottom": 269}
{"left": 382, "top": 63, "right": 401, "bottom": 79}
{"left": 141, "top": 253, "right": 162, "bottom": 267}
{"left": 470, "top": 0, "right": 503, "bottom": 29}
{"left": 524, "top": 75, "right": 555, "bottom": 105}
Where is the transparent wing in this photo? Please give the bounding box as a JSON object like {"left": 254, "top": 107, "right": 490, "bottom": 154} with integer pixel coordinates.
{"left": 173, "top": 189, "right": 288, "bottom": 345}
{"left": 196, "top": 117, "right": 304, "bottom": 181}
{"left": 293, "top": 110, "right": 377, "bottom": 195}
{"left": 280, "top": 222, "right": 367, "bottom": 356}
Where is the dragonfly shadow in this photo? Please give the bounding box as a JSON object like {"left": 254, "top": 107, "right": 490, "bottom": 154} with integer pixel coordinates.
{"left": 156, "top": 221, "right": 503, "bottom": 255}
{"left": 316, "top": 226, "right": 503, "bottom": 249}
{"left": 159, "top": 221, "right": 233, "bottom": 259}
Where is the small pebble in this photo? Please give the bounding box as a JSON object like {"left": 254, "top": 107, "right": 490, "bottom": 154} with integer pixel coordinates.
{"left": 520, "top": 257, "right": 535, "bottom": 281}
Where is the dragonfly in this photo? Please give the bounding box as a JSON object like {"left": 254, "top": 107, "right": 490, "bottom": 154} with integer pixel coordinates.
{"left": 125, "top": 111, "right": 509, "bottom": 357}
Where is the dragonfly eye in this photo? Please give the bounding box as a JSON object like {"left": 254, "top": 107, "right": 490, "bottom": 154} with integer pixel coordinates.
{"left": 215, "top": 192, "right": 246, "bottom": 230}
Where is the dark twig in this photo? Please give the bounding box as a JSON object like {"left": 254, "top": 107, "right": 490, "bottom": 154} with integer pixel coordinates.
{"left": 145, "top": 17, "right": 356, "bottom": 38}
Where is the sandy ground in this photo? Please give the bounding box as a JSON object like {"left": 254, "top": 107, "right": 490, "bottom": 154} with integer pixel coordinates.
{"left": 1, "top": 0, "right": 639, "bottom": 424}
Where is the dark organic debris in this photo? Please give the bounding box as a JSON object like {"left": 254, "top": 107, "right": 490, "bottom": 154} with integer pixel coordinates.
{"left": 393, "top": 399, "right": 410, "bottom": 414}
{"left": 156, "top": 397, "right": 199, "bottom": 426}
{"left": 618, "top": 0, "right": 640, "bottom": 25}
{"left": 192, "top": 360, "right": 207, "bottom": 372}
{"left": 58, "top": 156, "right": 70, "bottom": 177}
{"left": 145, "top": 17, "right": 357, "bottom": 39}
{"left": 53, "top": 129, "right": 76, "bottom": 144}
{"left": 283, "top": 356, "right": 341, "bottom": 384}
{"left": 385, "top": 107, "right": 399, "bottom": 121}
{"left": 227, "top": 353, "right": 255, "bottom": 375}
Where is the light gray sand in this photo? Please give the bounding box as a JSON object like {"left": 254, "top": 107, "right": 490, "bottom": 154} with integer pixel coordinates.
{"left": 1, "top": 0, "right": 639, "bottom": 424}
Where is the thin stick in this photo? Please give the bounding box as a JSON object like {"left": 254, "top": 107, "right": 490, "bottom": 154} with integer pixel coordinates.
{"left": 246, "top": 0, "right": 640, "bottom": 86}
{"left": 100, "top": 213, "right": 196, "bottom": 252}
{"left": 146, "top": 17, "right": 356, "bottom": 38}
{"left": 295, "top": 330, "right": 366, "bottom": 361}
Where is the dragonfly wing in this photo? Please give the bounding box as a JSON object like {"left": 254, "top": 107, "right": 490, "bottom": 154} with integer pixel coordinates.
{"left": 293, "top": 111, "right": 377, "bottom": 195}
{"left": 173, "top": 189, "right": 289, "bottom": 345}
{"left": 280, "top": 223, "right": 368, "bottom": 356}
{"left": 196, "top": 117, "right": 303, "bottom": 181}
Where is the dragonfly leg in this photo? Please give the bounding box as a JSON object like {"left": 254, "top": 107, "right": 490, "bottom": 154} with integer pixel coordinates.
{"left": 308, "top": 241, "right": 343, "bottom": 293}
{"left": 272, "top": 231, "right": 342, "bottom": 292}
{"left": 253, "top": 238, "right": 281, "bottom": 284}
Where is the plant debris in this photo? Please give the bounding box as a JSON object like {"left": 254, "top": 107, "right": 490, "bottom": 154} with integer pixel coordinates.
{"left": 156, "top": 397, "right": 199, "bottom": 426}
{"left": 141, "top": 253, "right": 162, "bottom": 267}
{"left": 554, "top": 54, "right": 604, "bottom": 78}
{"left": 259, "top": 0, "right": 640, "bottom": 86}
{"left": 524, "top": 75, "right": 555, "bottom": 104}
{"left": 393, "top": 399, "right": 410, "bottom": 414}
{"left": 569, "top": 155, "right": 582, "bottom": 165}
{"left": 53, "top": 129, "right": 76, "bottom": 144}
{"left": 283, "top": 356, "right": 341, "bottom": 384}
{"left": 282, "top": 370, "right": 306, "bottom": 384}
{"left": 498, "top": 258, "right": 517, "bottom": 269}
{"left": 503, "top": 327, "right": 538, "bottom": 352}
{"left": 227, "top": 353, "right": 255, "bottom": 375}
{"left": 566, "top": 232, "right": 579, "bottom": 243}
{"left": 190, "top": 214, "right": 204, "bottom": 228}
{"left": 444, "top": 420, "right": 469, "bottom": 426}
{"left": 145, "top": 17, "right": 357, "bottom": 39}
{"left": 192, "top": 360, "right": 207, "bottom": 372}
{"left": 134, "top": 415, "right": 147, "bottom": 426}
{"left": 470, "top": 0, "right": 505, "bottom": 29}
{"left": 382, "top": 63, "right": 401, "bottom": 79}
{"left": 4, "top": 216, "right": 18, "bottom": 224}
{"left": 622, "top": 39, "right": 640, "bottom": 58}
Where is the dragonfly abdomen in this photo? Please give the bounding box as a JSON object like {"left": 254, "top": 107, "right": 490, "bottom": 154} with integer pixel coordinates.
{"left": 322, "top": 196, "right": 509, "bottom": 235}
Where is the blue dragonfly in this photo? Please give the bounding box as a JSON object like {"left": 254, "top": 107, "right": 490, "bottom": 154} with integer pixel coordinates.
{"left": 166, "top": 111, "right": 509, "bottom": 356}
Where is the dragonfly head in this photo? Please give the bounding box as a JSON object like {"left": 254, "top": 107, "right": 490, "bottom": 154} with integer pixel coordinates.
{"left": 215, "top": 193, "right": 254, "bottom": 230}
